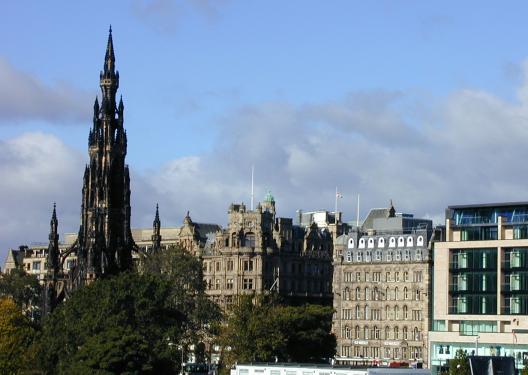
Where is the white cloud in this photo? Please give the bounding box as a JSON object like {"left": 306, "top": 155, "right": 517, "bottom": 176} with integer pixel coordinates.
{"left": 0, "top": 57, "right": 92, "bottom": 124}
{"left": 5, "top": 61, "right": 528, "bottom": 266}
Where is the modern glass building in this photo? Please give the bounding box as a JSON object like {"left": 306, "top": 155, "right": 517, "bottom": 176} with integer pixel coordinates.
{"left": 429, "top": 202, "right": 528, "bottom": 373}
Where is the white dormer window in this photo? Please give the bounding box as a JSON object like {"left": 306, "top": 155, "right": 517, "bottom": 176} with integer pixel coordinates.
{"left": 359, "top": 238, "right": 366, "bottom": 249}
{"left": 417, "top": 236, "right": 424, "bottom": 247}
{"left": 368, "top": 238, "right": 375, "bottom": 249}
{"left": 398, "top": 237, "right": 405, "bottom": 247}
{"left": 348, "top": 238, "right": 355, "bottom": 249}
{"left": 366, "top": 251, "right": 372, "bottom": 262}
{"left": 395, "top": 251, "right": 401, "bottom": 261}
{"left": 356, "top": 251, "right": 363, "bottom": 262}
{"left": 378, "top": 238, "right": 385, "bottom": 248}
{"left": 389, "top": 237, "right": 396, "bottom": 248}
{"left": 407, "top": 236, "right": 413, "bottom": 247}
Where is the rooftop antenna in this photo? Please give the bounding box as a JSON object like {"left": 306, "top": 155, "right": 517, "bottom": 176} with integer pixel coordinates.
{"left": 251, "top": 165, "right": 254, "bottom": 210}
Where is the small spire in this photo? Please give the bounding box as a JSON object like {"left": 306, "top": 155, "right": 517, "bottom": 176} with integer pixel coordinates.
{"left": 118, "top": 95, "right": 124, "bottom": 111}
{"left": 388, "top": 199, "right": 396, "bottom": 218}
{"left": 154, "top": 203, "right": 160, "bottom": 222}
{"left": 51, "top": 202, "right": 57, "bottom": 221}
{"left": 104, "top": 26, "right": 115, "bottom": 72}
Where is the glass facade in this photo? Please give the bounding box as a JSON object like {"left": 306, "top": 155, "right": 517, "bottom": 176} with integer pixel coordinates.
{"left": 502, "top": 248, "right": 528, "bottom": 314}
{"left": 451, "top": 205, "right": 528, "bottom": 225}
{"left": 449, "top": 249, "right": 497, "bottom": 314}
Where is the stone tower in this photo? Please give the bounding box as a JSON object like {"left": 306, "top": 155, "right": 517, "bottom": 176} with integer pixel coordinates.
{"left": 43, "top": 203, "right": 62, "bottom": 315}
{"left": 71, "top": 27, "right": 135, "bottom": 288}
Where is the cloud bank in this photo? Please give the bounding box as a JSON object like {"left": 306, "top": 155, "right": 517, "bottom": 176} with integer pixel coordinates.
{"left": 3, "top": 62, "right": 528, "bottom": 264}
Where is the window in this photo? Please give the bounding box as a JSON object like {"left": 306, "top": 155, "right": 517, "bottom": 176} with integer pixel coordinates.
{"left": 66, "top": 260, "right": 75, "bottom": 270}
{"left": 415, "top": 290, "right": 421, "bottom": 301}
{"left": 395, "top": 272, "right": 400, "bottom": 282}
{"left": 398, "top": 237, "right": 405, "bottom": 247}
{"left": 244, "top": 233, "right": 256, "bottom": 248}
{"left": 394, "top": 326, "right": 399, "bottom": 339}
{"left": 364, "top": 326, "right": 369, "bottom": 339}
{"left": 227, "top": 260, "right": 234, "bottom": 271}
{"left": 216, "top": 262, "right": 221, "bottom": 271}
{"left": 355, "top": 287, "right": 361, "bottom": 300}
{"left": 378, "top": 238, "right": 385, "bottom": 247}
{"left": 403, "top": 305, "right": 408, "bottom": 320}
{"left": 385, "top": 306, "right": 390, "bottom": 320}
{"left": 403, "top": 326, "right": 408, "bottom": 340}
{"left": 365, "top": 287, "right": 370, "bottom": 301}
{"left": 355, "top": 325, "right": 360, "bottom": 339}
{"left": 344, "top": 272, "right": 353, "bottom": 282}
{"left": 374, "top": 287, "right": 379, "bottom": 300}
{"left": 243, "top": 260, "right": 253, "bottom": 271}
{"left": 417, "top": 236, "right": 424, "bottom": 246}
{"left": 389, "top": 237, "right": 396, "bottom": 247}
{"left": 414, "top": 327, "right": 420, "bottom": 341}
{"left": 32, "top": 262, "right": 41, "bottom": 271}
{"left": 356, "top": 272, "right": 362, "bottom": 282}
{"left": 348, "top": 238, "right": 355, "bottom": 249}
{"left": 386, "top": 272, "right": 391, "bottom": 282}
{"left": 215, "top": 279, "right": 221, "bottom": 289}
{"left": 355, "top": 305, "right": 361, "bottom": 319}
{"left": 365, "top": 305, "right": 370, "bottom": 320}
{"left": 413, "top": 271, "right": 423, "bottom": 283}
{"left": 374, "top": 326, "right": 380, "bottom": 339}
{"left": 344, "top": 288, "right": 350, "bottom": 301}
{"left": 345, "top": 251, "right": 352, "bottom": 262}
{"left": 344, "top": 326, "right": 351, "bottom": 339}
{"left": 395, "top": 251, "right": 401, "bottom": 261}
{"left": 356, "top": 251, "right": 363, "bottom": 262}
{"left": 359, "top": 238, "right": 366, "bottom": 248}
{"left": 407, "top": 236, "right": 413, "bottom": 247}
{"left": 372, "top": 309, "right": 381, "bottom": 320}
{"left": 375, "top": 250, "right": 382, "bottom": 261}
{"left": 412, "top": 310, "right": 422, "bottom": 321}
{"left": 373, "top": 272, "right": 381, "bottom": 282}
{"left": 395, "top": 287, "right": 399, "bottom": 300}
{"left": 226, "top": 279, "right": 234, "bottom": 289}
{"left": 386, "top": 287, "right": 390, "bottom": 301}
{"left": 385, "top": 326, "right": 390, "bottom": 339}
{"left": 404, "top": 287, "right": 409, "bottom": 300}
{"left": 243, "top": 278, "right": 253, "bottom": 290}
{"left": 365, "top": 251, "right": 372, "bottom": 262}
{"left": 403, "top": 272, "right": 409, "bottom": 282}
{"left": 368, "top": 238, "right": 374, "bottom": 248}
{"left": 365, "top": 272, "right": 370, "bottom": 282}
{"left": 387, "top": 251, "right": 393, "bottom": 261}
{"left": 404, "top": 250, "right": 410, "bottom": 261}
{"left": 415, "top": 249, "right": 422, "bottom": 261}
{"left": 395, "top": 306, "right": 400, "bottom": 320}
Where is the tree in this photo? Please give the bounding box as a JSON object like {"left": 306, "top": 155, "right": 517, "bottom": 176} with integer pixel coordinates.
{"left": 0, "top": 268, "right": 41, "bottom": 316}
{"left": 142, "top": 246, "right": 223, "bottom": 350}
{"left": 219, "top": 295, "right": 336, "bottom": 367}
{"left": 277, "top": 304, "right": 336, "bottom": 362}
{"left": 449, "top": 349, "right": 470, "bottom": 375}
{"left": 37, "top": 272, "right": 185, "bottom": 374}
{"left": 0, "top": 297, "right": 38, "bottom": 374}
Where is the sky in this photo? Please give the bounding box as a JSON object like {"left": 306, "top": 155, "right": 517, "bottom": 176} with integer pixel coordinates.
{"left": 2, "top": 1, "right": 528, "bottom": 263}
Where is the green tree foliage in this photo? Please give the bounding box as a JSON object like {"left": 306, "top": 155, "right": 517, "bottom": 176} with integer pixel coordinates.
{"left": 522, "top": 365, "right": 528, "bottom": 375}
{"left": 37, "top": 272, "right": 185, "bottom": 374}
{"left": 0, "top": 297, "right": 38, "bottom": 374}
{"left": 449, "top": 349, "right": 470, "bottom": 375}
{"left": 0, "top": 268, "right": 41, "bottom": 313}
{"left": 220, "top": 295, "right": 336, "bottom": 367}
{"left": 142, "top": 245, "right": 223, "bottom": 346}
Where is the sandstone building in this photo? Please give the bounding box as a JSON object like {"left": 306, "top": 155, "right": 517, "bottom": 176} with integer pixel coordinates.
{"left": 332, "top": 203, "right": 433, "bottom": 367}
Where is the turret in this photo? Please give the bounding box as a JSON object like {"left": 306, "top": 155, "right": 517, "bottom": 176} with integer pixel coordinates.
{"left": 151, "top": 204, "right": 162, "bottom": 252}
{"left": 46, "top": 203, "right": 60, "bottom": 278}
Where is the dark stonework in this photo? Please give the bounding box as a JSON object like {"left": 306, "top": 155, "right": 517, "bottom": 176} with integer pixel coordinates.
{"left": 69, "top": 27, "right": 135, "bottom": 289}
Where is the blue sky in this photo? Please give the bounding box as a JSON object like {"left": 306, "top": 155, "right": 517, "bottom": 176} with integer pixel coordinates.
{"left": 2, "top": 1, "right": 528, "bottom": 262}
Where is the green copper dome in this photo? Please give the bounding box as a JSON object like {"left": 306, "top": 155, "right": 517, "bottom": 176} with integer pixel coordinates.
{"left": 264, "top": 190, "right": 275, "bottom": 203}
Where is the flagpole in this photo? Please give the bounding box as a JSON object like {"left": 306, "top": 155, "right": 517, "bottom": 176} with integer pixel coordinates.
{"left": 356, "top": 194, "right": 360, "bottom": 227}
{"left": 251, "top": 165, "right": 254, "bottom": 210}
{"left": 335, "top": 186, "right": 338, "bottom": 217}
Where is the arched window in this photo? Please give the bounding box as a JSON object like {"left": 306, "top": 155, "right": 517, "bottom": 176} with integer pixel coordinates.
{"left": 356, "top": 251, "right": 363, "bottom": 262}
{"left": 368, "top": 238, "right": 375, "bottom": 248}
{"left": 395, "top": 306, "right": 400, "bottom": 320}
{"left": 344, "top": 287, "right": 350, "bottom": 301}
{"left": 231, "top": 233, "right": 238, "bottom": 247}
{"left": 415, "top": 289, "right": 421, "bottom": 301}
{"left": 245, "top": 232, "right": 256, "bottom": 248}
{"left": 355, "top": 305, "right": 361, "bottom": 319}
{"left": 378, "top": 237, "right": 385, "bottom": 248}
{"left": 386, "top": 287, "right": 390, "bottom": 301}
{"left": 403, "top": 305, "right": 408, "bottom": 320}
{"left": 374, "top": 287, "right": 379, "bottom": 301}
{"left": 395, "top": 287, "right": 399, "bottom": 301}
{"left": 389, "top": 237, "right": 396, "bottom": 248}
{"left": 355, "top": 325, "right": 360, "bottom": 339}
{"left": 398, "top": 237, "right": 405, "bottom": 247}
{"left": 365, "top": 287, "right": 370, "bottom": 301}
{"left": 417, "top": 236, "right": 424, "bottom": 247}
{"left": 348, "top": 238, "right": 355, "bottom": 249}
{"left": 403, "top": 326, "right": 408, "bottom": 340}
{"left": 364, "top": 326, "right": 369, "bottom": 340}
{"left": 355, "top": 287, "right": 361, "bottom": 300}
{"left": 366, "top": 250, "right": 372, "bottom": 262}
{"left": 365, "top": 305, "right": 370, "bottom": 320}
{"left": 414, "top": 327, "right": 420, "bottom": 341}
{"left": 374, "top": 326, "right": 380, "bottom": 339}
{"left": 385, "top": 305, "right": 390, "bottom": 320}
{"left": 403, "top": 272, "right": 409, "bottom": 282}
{"left": 394, "top": 326, "right": 399, "bottom": 339}
{"left": 359, "top": 238, "right": 366, "bottom": 248}
{"left": 404, "top": 287, "right": 409, "bottom": 300}
{"left": 344, "top": 326, "right": 351, "bottom": 339}
{"left": 407, "top": 236, "right": 413, "bottom": 247}
{"left": 385, "top": 326, "right": 390, "bottom": 339}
